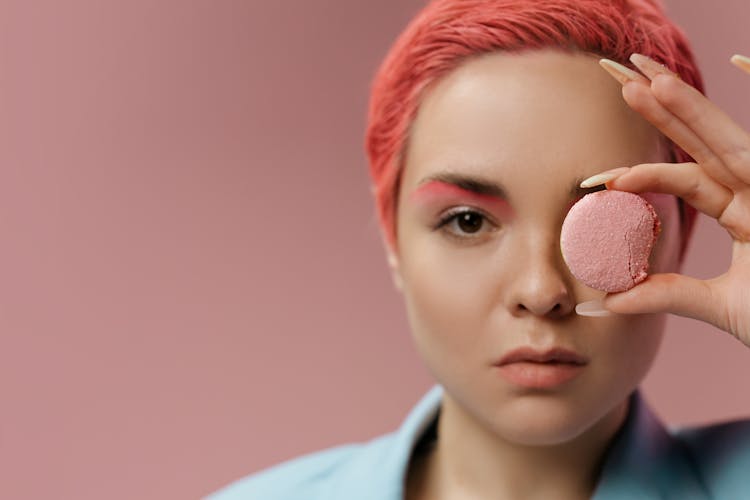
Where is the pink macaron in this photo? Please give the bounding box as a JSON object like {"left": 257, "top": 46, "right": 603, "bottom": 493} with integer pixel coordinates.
{"left": 560, "top": 190, "right": 661, "bottom": 293}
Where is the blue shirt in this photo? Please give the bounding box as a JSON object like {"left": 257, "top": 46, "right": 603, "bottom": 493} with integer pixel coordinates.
{"left": 206, "top": 384, "right": 750, "bottom": 499}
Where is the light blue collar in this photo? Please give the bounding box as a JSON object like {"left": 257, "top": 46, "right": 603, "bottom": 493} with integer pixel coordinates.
{"left": 332, "top": 384, "right": 709, "bottom": 499}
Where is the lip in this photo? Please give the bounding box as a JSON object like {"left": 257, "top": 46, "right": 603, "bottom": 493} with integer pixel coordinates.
{"left": 495, "top": 346, "right": 588, "bottom": 366}
{"left": 494, "top": 346, "right": 589, "bottom": 389}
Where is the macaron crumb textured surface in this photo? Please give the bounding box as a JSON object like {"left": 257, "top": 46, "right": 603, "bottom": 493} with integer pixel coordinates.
{"left": 560, "top": 190, "right": 661, "bottom": 293}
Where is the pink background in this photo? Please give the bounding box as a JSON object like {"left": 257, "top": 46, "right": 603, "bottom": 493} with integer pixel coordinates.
{"left": 1, "top": 1, "right": 749, "bottom": 499}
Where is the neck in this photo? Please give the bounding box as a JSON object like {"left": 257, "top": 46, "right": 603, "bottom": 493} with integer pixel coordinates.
{"left": 407, "top": 393, "right": 629, "bottom": 500}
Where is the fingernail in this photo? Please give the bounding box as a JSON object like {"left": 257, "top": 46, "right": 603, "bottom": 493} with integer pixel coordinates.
{"left": 630, "top": 53, "right": 679, "bottom": 80}
{"left": 730, "top": 54, "right": 750, "bottom": 74}
{"left": 599, "top": 59, "right": 642, "bottom": 85}
{"left": 576, "top": 299, "right": 612, "bottom": 317}
{"left": 580, "top": 167, "right": 630, "bottom": 188}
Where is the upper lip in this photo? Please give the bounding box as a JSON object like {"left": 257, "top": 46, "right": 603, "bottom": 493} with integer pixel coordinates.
{"left": 495, "top": 346, "right": 588, "bottom": 366}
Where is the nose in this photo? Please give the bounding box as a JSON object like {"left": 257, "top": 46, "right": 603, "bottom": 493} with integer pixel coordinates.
{"left": 506, "top": 236, "right": 575, "bottom": 318}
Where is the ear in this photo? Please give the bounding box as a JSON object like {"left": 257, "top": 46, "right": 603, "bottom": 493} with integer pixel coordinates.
{"left": 385, "top": 245, "right": 404, "bottom": 293}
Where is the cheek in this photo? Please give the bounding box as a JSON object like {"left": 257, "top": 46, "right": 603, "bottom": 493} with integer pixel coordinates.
{"left": 590, "top": 314, "right": 666, "bottom": 383}
{"left": 398, "top": 237, "right": 501, "bottom": 369}
{"left": 402, "top": 251, "right": 481, "bottom": 345}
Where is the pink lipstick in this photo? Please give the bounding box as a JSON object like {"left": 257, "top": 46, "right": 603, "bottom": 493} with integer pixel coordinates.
{"left": 494, "top": 347, "right": 588, "bottom": 389}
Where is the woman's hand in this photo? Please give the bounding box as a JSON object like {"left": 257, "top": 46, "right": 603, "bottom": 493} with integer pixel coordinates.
{"left": 586, "top": 53, "right": 750, "bottom": 346}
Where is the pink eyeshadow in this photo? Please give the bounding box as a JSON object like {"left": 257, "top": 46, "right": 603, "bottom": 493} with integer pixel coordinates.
{"left": 409, "top": 181, "right": 514, "bottom": 216}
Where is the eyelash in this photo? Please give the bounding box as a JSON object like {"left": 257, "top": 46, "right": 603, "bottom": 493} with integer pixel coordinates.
{"left": 434, "top": 207, "right": 498, "bottom": 241}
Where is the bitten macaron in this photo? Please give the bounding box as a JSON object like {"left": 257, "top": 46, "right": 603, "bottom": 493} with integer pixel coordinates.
{"left": 560, "top": 190, "right": 661, "bottom": 293}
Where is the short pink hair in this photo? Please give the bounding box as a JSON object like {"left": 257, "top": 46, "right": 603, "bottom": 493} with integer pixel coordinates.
{"left": 365, "top": 0, "right": 702, "bottom": 260}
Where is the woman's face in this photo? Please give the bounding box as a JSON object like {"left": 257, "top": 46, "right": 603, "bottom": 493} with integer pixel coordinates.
{"left": 387, "top": 49, "right": 683, "bottom": 445}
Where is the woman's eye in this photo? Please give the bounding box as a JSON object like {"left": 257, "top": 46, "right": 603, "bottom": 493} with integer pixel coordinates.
{"left": 435, "top": 208, "right": 497, "bottom": 240}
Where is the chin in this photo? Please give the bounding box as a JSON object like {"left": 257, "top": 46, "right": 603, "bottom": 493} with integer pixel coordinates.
{"left": 488, "top": 396, "right": 614, "bottom": 447}
{"left": 499, "top": 420, "right": 595, "bottom": 447}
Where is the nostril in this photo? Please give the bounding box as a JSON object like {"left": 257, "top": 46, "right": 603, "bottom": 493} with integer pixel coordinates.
{"left": 516, "top": 302, "right": 565, "bottom": 315}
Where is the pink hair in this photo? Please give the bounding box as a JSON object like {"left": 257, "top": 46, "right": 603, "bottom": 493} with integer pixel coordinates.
{"left": 365, "top": 0, "right": 703, "bottom": 261}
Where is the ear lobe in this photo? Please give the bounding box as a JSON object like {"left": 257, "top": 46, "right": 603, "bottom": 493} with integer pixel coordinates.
{"left": 386, "top": 250, "right": 404, "bottom": 292}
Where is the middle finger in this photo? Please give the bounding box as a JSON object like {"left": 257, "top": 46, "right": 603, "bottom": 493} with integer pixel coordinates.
{"left": 622, "top": 81, "right": 742, "bottom": 190}
{"left": 631, "top": 54, "right": 750, "bottom": 188}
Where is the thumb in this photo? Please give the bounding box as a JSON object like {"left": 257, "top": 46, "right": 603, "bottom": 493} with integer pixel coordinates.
{"left": 602, "top": 273, "right": 720, "bottom": 325}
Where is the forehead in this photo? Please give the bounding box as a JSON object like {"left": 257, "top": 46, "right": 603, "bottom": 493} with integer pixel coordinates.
{"left": 401, "top": 49, "right": 661, "bottom": 199}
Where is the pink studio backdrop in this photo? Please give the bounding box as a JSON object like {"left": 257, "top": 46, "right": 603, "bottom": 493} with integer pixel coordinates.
{"left": 1, "top": 1, "right": 748, "bottom": 499}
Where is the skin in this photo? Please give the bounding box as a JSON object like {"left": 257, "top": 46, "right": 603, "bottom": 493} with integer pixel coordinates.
{"left": 597, "top": 54, "right": 750, "bottom": 343}
{"left": 384, "top": 49, "right": 685, "bottom": 499}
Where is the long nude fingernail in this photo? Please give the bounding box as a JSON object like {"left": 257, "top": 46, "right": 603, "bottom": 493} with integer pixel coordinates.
{"left": 580, "top": 167, "right": 630, "bottom": 188}
{"left": 575, "top": 299, "right": 612, "bottom": 317}
{"left": 599, "top": 59, "right": 642, "bottom": 85}
{"left": 730, "top": 54, "right": 750, "bottom": 75}
{"left": 630, "top": 53, "right": 679, "bottom": 80}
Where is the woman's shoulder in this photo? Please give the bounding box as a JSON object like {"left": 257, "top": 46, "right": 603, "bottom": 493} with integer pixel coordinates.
{"left": 204, "top": 432, "right": 398, "bottom": 500}
{"left": 205, "top": 385, "right": 445, "bottom": 500}
{"left": 204, "top": 443, "right": 363, "bottom": 500}
{"left": 672, "top": 416, "right": 750, "bottom": 460}
{"left": 673, "top": 416, "right": 750, "bottom": 444}
{"left": 669, "top": 417, "right": 750, "bottom": 495}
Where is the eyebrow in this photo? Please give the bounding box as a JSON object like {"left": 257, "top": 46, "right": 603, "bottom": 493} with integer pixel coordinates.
{"left": 414, "top": 171, "right": 602, "bottom": 201}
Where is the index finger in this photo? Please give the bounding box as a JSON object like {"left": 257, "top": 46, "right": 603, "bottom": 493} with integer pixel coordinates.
{"left": 649, "top": 72, "right": 750, "bottom": 187}
{"left": 605, "top": 162, "right": 733, "bottom": 220}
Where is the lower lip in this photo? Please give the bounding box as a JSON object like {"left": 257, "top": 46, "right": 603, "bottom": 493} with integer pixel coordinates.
{"left": 495, "top": 362, "right": 585, "bottom": 389}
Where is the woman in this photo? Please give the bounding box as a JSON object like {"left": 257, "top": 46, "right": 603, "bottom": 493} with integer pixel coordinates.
{"left": 208, "top": 0, "right": 750, "bottom": 498}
